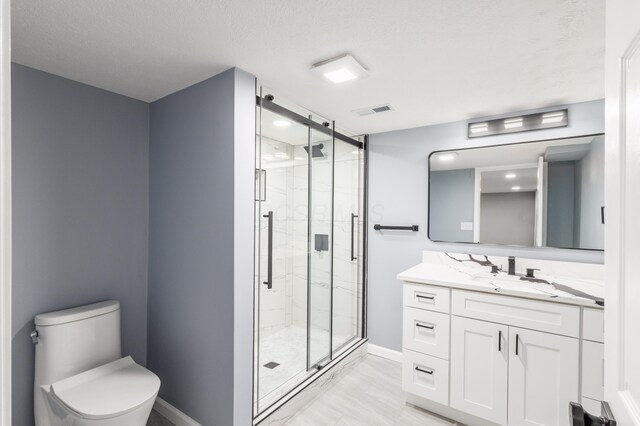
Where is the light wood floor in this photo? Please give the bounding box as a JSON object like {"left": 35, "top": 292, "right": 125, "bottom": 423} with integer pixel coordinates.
{"left": 146, "top": 355, "right": 458, "bottom": 425}
{"left": 287, "top": 354, "right": 458, "bottom": 426}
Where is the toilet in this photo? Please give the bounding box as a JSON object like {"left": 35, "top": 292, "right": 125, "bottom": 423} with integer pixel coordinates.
{"left": 32, "top": 300, "right": 161, "bottom": 426}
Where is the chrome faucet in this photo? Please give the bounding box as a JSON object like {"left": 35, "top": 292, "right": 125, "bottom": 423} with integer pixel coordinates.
{"left": 508, "top": 256, "right": 516, "bottom": 276}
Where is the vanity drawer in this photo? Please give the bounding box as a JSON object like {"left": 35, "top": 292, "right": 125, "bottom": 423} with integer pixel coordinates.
{"left": 403, "top": 283, "right": 450, "bottom": 313}
{"left": 583, "top": 308, "right": 604, "bottom": 343}
{"left": 451, "top": 290, "right": 580, "bottom": 337}
{"left": 403, "top": 307, "right": 450, "bottom": 359}
{"left": 582, "top": 340, "right": 604, "bottom": 400}
{"left": 402, "top": 349, "right": 449, "bottom": 406}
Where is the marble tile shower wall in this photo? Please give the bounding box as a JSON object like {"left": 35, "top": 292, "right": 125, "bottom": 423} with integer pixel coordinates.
{"left": 259, "top": 139, "right": 295, "bottom": 337}
{"left": 290, "top": 142, "right": 360, "bottom": 348}
{"left": 258, "top": 138, "right": 361, "bottom": 346}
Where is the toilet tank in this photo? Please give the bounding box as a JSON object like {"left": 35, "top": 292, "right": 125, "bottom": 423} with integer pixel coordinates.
{"left": 34, "top": 300, "right": 122, "bottom": 389}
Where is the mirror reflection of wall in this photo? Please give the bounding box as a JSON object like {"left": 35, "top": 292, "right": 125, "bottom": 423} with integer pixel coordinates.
{"left": 428, "top": 134, "right": 604, "bottom": 250}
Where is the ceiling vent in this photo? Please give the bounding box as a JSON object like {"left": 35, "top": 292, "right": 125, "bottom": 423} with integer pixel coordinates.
{"left": 352, "top": 104, "right": 394, "bottom": 117}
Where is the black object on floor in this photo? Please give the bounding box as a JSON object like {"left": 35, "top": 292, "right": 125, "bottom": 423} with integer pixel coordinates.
{"left": 569, "top": 402, "right": 616, "bottom": 426}
{"left": 264, "top": 361, "right": 280, "bottom": 369}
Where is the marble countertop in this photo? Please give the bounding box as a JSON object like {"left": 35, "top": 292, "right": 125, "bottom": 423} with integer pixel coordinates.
{"left": 398, "top": 252, "right": 604, "bottom": 308}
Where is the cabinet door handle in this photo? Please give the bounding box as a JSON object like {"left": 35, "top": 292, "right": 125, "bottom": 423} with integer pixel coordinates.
{"left": 515, "top": 333, "right": 519, "bottom": 355}
{"left": 415, "top": 366, "right": 434, "bottom": 375}
{"left": 498, "top": 330, "right": 502, "bottom": 351}
{"left": 416, "top": 294, "right": 435, "bottom": 300}
{"left": 416, "top": 323, "right": 435, "bottom": 330}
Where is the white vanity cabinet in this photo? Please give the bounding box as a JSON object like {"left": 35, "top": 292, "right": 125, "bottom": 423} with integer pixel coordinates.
{"left": 507, "top": 327, "right": 579, "bottom": 426}
{"left": 402, "top": 282, "right": 603, "bottom": 426}
{"left": 450, "top": 316, "right": 508, "bottom": 424}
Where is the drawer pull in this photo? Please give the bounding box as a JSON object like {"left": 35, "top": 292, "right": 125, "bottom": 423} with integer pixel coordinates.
{"left": 416, "top": 294, "right": 435, "bottom": 300}
{"left": 498, "top": 330, "right": 502, "bottom": 351}
{"left": 416, "top": 322, "right": 435, "bottom": 330}
{"left": 415, "top": 366, "right": 434, "bottom": 375}
{"left": 515, "top": 333, "right": 520, "bottom": 355}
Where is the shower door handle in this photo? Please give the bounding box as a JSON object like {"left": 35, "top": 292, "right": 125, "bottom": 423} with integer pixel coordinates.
{"left": 263, "top": 211, "right": 273, "bottom": 289}
{"left": 351, "top": 213, "right": 358, "bottom": 261}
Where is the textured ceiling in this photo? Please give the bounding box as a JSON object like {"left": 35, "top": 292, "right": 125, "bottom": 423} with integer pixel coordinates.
{"left": 12, "top": 0, "right": 604, "bottom": 134}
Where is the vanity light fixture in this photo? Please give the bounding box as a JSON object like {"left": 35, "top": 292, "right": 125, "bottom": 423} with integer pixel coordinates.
{"left": 468, "top": 109, "right": 568, "bottom": 138}
{"left": 505, "top": 173, "right": 517, "bottom": 179}
{"left": 511, "top": 186, "right": 521, "bottom": 191}
{"left": 312, "top": 54, "right": 369, "bottom": 84}
{"left": 504, "top": 117, "right": 523, "bottom": 129}
{"left": 469, "top": 122, "right": 489, "bottom": 134}
{"left": 273, "top": 119, "right": 291, "bottom": 128}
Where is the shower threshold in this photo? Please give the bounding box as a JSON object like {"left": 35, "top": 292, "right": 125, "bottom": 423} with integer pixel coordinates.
{"left": 253, "top": 337, "right": 367, "bottom": 425}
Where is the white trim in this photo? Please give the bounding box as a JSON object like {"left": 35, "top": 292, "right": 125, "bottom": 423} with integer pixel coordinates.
{"left": 153, "top": 398, "right": 201, "bottom": 426}
{"left": 232, "top": 69, "right": 256, "bottom": 426}
{"left": 604, "top": 4, "right": 640, "bottom": 423}
{"left": 534, "top": 156, "right": 544, "bottom": 246}
{"left": 619, "top": 390, "right": 640, "bottom": 425}
{"left": 367, "top": 343, "right": 403, "bottom": 363}
{"left": 473, "top": 170, "right": 481, "bottom": 243}
{"left": 0, "top": 0, "right": 11, "bottom": 423}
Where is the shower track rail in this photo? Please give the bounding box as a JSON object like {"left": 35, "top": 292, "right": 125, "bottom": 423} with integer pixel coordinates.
{"left": 256, "top": 95, "right": 363, "bottom": 149}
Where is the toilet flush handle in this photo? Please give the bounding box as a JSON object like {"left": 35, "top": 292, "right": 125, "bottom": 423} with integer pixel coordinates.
{"left": 30, "top": 330, "right": 38, "bottom": 344}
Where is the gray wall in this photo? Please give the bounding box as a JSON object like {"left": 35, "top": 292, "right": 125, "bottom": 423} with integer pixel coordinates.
{"left": 480, "top": 192, "right": 535, "bottom": 246}
{"left": 11, "top": 64, "right": 149, "bottom": 426}
{"left": 547, "top": 161, "right": 576, "bottom": 248}
{"left": 147, "top": 67, "right": 255, "bottom": 425}
{"left": 429, "top": 169, "right": 475, "bottom": 242}
{"left": 368, "top": 99, "right": 605, "bottom": 352}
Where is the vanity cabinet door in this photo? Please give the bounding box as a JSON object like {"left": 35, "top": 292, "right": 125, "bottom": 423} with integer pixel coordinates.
{"left": 508, "top": 327, "right": 579, "bottom": 426}
{"left": 450, "top": 316, "right": 508, "bottom": 425}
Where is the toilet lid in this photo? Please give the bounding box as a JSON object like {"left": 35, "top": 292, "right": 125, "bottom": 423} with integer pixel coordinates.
{"left": 51, "top": 356, "right": 161, "bottom": 420}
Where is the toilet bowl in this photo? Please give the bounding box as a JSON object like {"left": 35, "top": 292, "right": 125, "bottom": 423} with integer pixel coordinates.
{"left": 33, "top": 301, "right": 161, "bottom": 426}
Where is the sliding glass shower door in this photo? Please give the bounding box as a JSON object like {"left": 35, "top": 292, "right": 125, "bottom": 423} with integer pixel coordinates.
{"left": 253, "top": 90, "right": 365, "bottom": 417}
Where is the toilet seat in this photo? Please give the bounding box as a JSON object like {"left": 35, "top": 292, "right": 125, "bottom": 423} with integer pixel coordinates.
{"left": 49, "top": 356, "right": 160, "bottom": 420}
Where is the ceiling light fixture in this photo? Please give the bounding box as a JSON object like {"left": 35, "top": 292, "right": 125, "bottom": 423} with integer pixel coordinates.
{"left": 273, "top": 120, "right": 291, "bottom": 128}
{"left": 312, "top": 54, "right": 369, "bottom": 84}
{"left": 437, "top": 152, "right": 458, "bottom": 162}
{"left": 511, "top": 186, "right": 521, "bottom": 191}
{"left": 505, "top": 173, "right": 517, "bottom": 179}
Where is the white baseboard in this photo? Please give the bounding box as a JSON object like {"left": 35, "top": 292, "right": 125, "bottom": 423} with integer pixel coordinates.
{"left": 367, "top": 343, "right": 403, "bottom": 363}
{"left": 154, "top": 397, "right": 201, "bottom": 426}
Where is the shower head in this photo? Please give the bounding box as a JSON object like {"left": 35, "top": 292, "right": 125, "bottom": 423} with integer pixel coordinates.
{"left": 303, "top": 143, "right": 325, "bottom": 158}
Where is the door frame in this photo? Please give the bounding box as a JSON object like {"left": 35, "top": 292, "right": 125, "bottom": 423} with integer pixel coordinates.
{"left": 473, "top": 162, "right": 539, "bottom": 243}
{"left": 604, "top": 0, "right": 640, "bottom": 423}
{"left": 0, "top": 0, "right": 11, "bottom": 424}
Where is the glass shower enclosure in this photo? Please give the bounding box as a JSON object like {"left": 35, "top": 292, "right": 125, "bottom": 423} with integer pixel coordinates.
{"left": 253, "top": 89, "right": 366, "bottom": 416}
